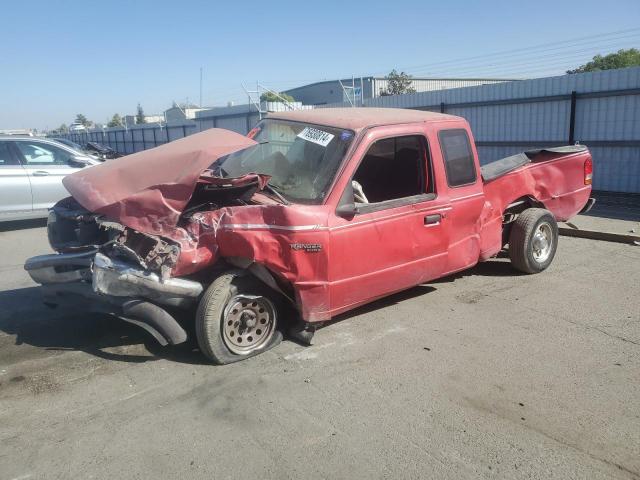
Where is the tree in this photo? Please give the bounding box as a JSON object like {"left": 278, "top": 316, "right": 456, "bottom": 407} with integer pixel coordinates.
{"left": 75, "top": 114, "right": 90, "bottom": 127}
{"left": 107, "top": 114, "right": 123, "bottom": 128}
{"left": 136, "top": 103, "right": 146, "bottom": 124}
{"left": 260, "top": 91, "right": 295, "bottom": 103}
{"left": 57, "top": 124, "right": 69, "bottom": 133}
{"left": 380, "top": 70, "right": 416, "bottom": 96}
{"left": 567, "top": 48, "right": 640, "bottom": 74}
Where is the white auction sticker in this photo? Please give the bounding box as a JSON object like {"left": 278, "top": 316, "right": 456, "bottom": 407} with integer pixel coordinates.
{"left": 297, "top": 127, "right": 334, "bottom": 147}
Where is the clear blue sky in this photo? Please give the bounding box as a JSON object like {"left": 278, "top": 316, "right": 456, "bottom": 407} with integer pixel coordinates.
{"left": 1, "top": 0, "right": 639, "bottom": 130}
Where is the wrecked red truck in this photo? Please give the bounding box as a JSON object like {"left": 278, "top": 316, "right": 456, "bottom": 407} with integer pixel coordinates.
{"left": 25, "top": 108, "right": 594, "bottom": 364}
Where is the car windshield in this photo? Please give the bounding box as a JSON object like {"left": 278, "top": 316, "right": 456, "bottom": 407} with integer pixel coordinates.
{"left": 214, "top": 119, "right": 354, "bottom": 204}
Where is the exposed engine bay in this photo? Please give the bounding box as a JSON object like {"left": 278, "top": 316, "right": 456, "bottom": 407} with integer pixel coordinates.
{"left": 47, "top": 174, "right": 266, "bottom": 280}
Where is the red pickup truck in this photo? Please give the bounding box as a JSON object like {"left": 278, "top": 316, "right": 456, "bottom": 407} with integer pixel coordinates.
{"left": 25, "top": 108, "right": 594, "bottom": 364}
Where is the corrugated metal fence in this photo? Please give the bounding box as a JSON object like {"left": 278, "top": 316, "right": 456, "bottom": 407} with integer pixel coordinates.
{"left": 325, "top": 67, "right": 640, "bottom": 193}
{"left": 63, "top": 121, "right": 198, "bottom": 155}
{"left": 58, "top": 67, "right": 640, "bottom": 193}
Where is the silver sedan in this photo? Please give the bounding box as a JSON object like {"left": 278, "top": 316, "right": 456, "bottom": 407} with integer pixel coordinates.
{"left": 0, "top": 137, "right": 101, "bottom": 222}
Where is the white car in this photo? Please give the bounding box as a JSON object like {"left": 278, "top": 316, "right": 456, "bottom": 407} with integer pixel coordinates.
{"left": 0, "top": 137, "right": 100, "bottom": 221}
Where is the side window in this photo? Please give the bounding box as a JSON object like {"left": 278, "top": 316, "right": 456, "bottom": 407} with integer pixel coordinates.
{"left": 0, "top": 142, "right": 19, "bottom": 166}
{"left": 439, "top": 129, "right": 477, "bottom": 187}
{"left": 15, "top": 142, "right": 72, "bottom": 166}
{"left": 352, "top": 135, "right": 430, "bottom": 205}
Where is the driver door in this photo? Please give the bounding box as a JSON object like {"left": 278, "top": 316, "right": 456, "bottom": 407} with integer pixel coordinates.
{"left": 327, "top": 126, "right": 452, "bottom": 316}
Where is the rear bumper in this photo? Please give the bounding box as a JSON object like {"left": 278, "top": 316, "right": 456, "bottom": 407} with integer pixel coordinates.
{"left": 579, "top": 197, "right": 596, "bottom": 214}
{"left": 24, "top": 251, "right": 204, "bottom": 345}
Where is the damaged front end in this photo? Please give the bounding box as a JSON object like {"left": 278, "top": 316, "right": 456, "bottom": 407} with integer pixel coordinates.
{"left": 23, "top": 128, "right": 265, "bottom": 346}
{"left": 24, "top": 171, "right": 273, "bottom": 346}
{"left": 46, "top": 197, "right": 182, "bottom": 280}
{"left": 25, "top": 197, "right": 203, "bottom": 345}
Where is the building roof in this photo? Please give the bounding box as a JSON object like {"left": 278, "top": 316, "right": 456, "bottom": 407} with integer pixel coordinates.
{"left": 267, "top": 107, "right": 458, "bottom": 131}
{"left": 283, "top": 76, "right": 520, "bottom": 92}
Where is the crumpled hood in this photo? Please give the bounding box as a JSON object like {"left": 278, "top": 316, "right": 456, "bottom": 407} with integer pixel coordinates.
{"left": 63, "top": 128, "right": 257, "bottom": 235}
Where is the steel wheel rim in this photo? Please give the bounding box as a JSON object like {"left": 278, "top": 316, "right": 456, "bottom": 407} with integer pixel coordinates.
{"left": 532, "top": 222, "right": 553, "bottom": 263}
{"left": 222, "top": 295, "right": 276, "bottom": 355}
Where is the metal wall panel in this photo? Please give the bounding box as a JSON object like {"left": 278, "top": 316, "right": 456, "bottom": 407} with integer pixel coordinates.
{"left": 132, "top": 129, "right": 143, "bottom": 152}
{"left": 373, "top": 78, "right": 512, "bottom": 97}
{"left": 215, "top": 116, "right": 249, "bottom": 134}
{"left": 587, "top": 146, "right": 640, "bottom": 192}
{"left": 575, "top": 95, "right": 640, "bottom": 141}
{"left": 197, "top": 118, "right": 215, "bottom": 131}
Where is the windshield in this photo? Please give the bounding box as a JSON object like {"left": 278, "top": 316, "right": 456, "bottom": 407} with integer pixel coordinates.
{"left": 214, "top": 119, "right": 354, "bottom": 204}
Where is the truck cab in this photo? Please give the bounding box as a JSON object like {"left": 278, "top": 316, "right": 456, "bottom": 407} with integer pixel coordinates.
{"left": 324, "top": 112, "right": 484, "bottom": 317}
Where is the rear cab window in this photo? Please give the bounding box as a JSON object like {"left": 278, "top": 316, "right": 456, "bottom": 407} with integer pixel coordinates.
{"left": 438, "top": 129, "right": 477, "bottom": 187}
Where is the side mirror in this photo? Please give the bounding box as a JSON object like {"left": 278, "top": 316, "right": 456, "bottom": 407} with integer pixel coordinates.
{"left": 335, "top": 181, "right": 358, "bottom": 218}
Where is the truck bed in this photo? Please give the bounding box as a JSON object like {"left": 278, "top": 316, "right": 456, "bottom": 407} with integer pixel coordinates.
{"left": 481, "top": 145, "right": 588, "bottom": 182}
{"left": 478, "top": 145, "right": 592, "bottom": 260}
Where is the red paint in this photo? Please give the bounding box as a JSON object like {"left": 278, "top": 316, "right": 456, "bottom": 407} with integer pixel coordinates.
{"left": 63, "top": 109, "right": 592, "bottom": 323}
{"left": 63, "top": 128, "right": 257, "bottom": 236}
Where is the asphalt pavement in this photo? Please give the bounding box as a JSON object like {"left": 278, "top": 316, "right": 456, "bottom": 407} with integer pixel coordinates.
{"left": 0, "top": 219, "right": 639, "bottom": 480}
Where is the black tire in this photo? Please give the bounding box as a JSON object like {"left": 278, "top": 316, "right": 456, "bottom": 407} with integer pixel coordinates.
{"left": 508, "top": 208, "right": 558, "bottom": 274}
{"left": 195, "top": 270, "right": 282, "bottom": 364}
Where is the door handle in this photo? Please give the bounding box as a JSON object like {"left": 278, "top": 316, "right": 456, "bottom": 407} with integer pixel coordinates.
{"left": 424, "top": 214, "right": 441, "bottom": 225}
{"left": 32, "top": 171, "right": 50, "bottom": 177}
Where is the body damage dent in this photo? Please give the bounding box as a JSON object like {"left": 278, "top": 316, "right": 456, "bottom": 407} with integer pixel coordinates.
{"left": 478, "top": 150, "right": 591, "bottom": 259}
{"left": 62, "top": 128, "right": 257, "bottom": 237}
{"left": 172, "top": 204, "right": 331, "bottom": 321}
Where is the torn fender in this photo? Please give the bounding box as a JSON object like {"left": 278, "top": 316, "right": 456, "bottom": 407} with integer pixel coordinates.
{"left": 172, "top": 204, "right": 332, "bottom": 321}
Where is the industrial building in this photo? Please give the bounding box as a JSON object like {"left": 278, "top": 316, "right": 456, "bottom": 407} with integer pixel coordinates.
{"left": 283, "top": 77, "right": 519, "bottom": 105}
{"left": 123, "top": 114, "right": 164, "bottom": 126}
{"left": 163, "top": 106, "right": 209, "bottom": 123}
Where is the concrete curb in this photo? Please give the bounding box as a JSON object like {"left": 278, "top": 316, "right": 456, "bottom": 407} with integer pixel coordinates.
{"left": 559, "top": 227, "right": 640, "bottom": 245}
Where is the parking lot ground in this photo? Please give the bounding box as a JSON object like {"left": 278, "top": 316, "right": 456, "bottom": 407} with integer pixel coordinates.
{"left": 0, "top": 221, "right": 639, "bottom": 480}
{"left": 590, "top": 191, "right": 640, "bottom": 222}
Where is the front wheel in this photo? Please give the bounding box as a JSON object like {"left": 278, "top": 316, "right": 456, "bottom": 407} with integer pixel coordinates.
{"left": 196, "top": 270, "right": 282, "bottom": 364}
{"left": 508, "top": 208, "right": 558, "bottom": 274}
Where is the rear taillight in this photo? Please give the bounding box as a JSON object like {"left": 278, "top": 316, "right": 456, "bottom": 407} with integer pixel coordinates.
{"left": 584, "top": 157, "right": 593, "bottom": 185}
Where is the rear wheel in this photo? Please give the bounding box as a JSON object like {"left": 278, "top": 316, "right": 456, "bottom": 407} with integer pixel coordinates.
{"left": 196, "top": 270, "right": 282, "bottom": 364}
{"left": 508, "top": 208, "right": 558, "bottom": 274}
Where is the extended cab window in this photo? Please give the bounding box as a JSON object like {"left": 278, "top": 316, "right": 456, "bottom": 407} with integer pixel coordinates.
{"left": 439, "top": 129, "right": 477, "bottom": 187}
{"left": 352, "top": 135, "right": 430, "bottom": 206}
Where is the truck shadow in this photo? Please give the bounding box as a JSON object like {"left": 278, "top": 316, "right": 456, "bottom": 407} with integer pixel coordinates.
{"left": 328, "top": 285, "right": 437, "bottom": 325}
{"left": 1, "top": 260, "right": 521, "bottom": 366}
{"left": 0, "top": 286, "right": 209, "bottom": 366}
{"left": 0, "top": 218, "right": 47, "bottom": 232}
{"left": 451, "top": 257, "right": 526, "bottom": 279}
